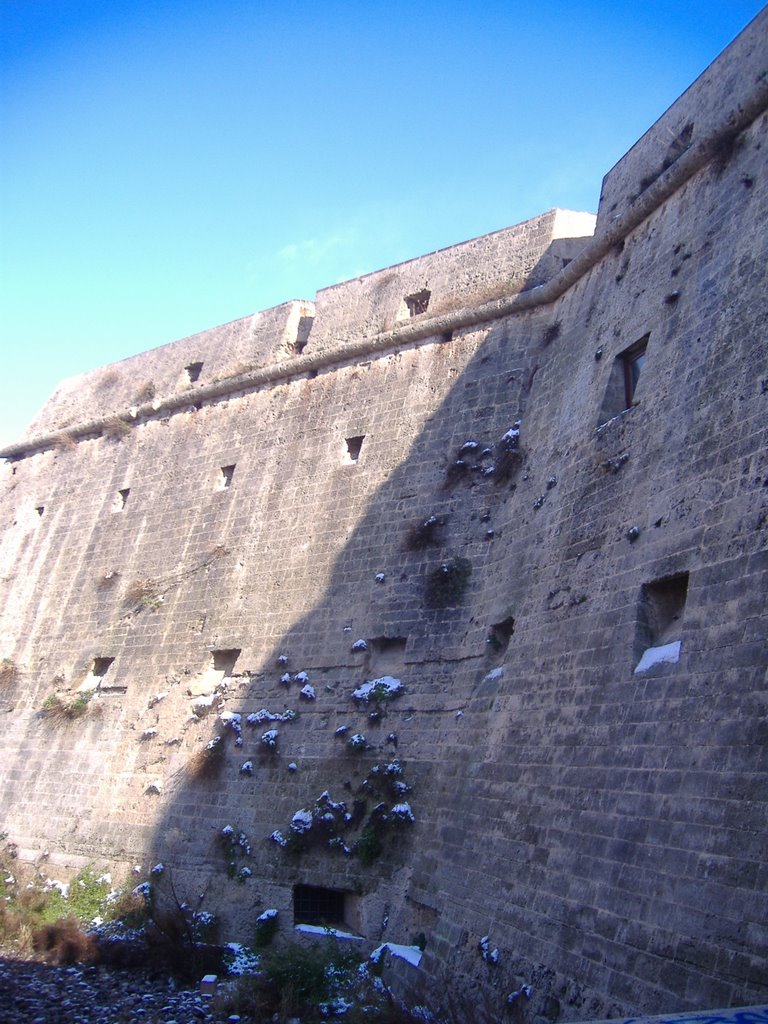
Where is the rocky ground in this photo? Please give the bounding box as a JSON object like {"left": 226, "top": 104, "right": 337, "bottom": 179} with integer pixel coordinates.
{"left": 0, "top": 955, "right": 245, "bottom": 1024}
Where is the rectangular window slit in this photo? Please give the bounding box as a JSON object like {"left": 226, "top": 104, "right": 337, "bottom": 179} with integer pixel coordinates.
{"left": 405, "top": 289, "right": 431, "bottom": 316}
{"left": 295, "top": 315, "right": 314, "bottom": 354}
{"left": 219, "top": 465, "right": 236, "bottom": 489}
{"left": 212, "top": 649, "right": 241, "bottom": 676}
{"left": 488, "top": 615, "right": 515, "bottom": 654}
{"left": 117, "top": 488, "right": 130, "bottom": 511}
{"left": 365, "top": 636, "right": 407, "bottom": 676}
{"left": 634, "top": 572, "right": 689, "bottom": 673}
{"left": 597, "top": 333, "right": 649, "bottom": 426}
{"left": 344, "top": 436, "right": 365, "bottom": 464}
{"left": 293, "top": 884, "right": 346, "bottom": 926}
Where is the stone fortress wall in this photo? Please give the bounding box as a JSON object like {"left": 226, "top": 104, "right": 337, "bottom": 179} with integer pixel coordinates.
{"left": 1, "top": 9, "right": 766, "bottom": 1020}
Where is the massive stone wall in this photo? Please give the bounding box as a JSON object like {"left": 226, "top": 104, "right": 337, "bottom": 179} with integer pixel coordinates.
{"left": 1, "top": 10, "right": 767, "bottom": 1020}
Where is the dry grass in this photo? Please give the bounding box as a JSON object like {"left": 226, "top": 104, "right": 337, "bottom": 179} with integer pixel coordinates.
{"left": 0, "top": 903, "right": 36, "bottom": 955}
{"left": 134, "top": 380, "right": 156, "bottom": 403}
{"left": 97, "top": 368, "right": 120, "bottom": 389}
{"left": 32, "top": 917, "right": 98, "bottom": 965}
{"left": 123, "top": 578, "right": 157, "bottom": 606}
{"left": 52, "top": 432, "right": 78, "bottom": 452}
{"left": 102, "top": 416, "right": 132, "bottom": 440}
{"left": 0, "top": 658, "right": 18, "bottom": 686}
{"left": 185, "top": 734, "right": 226, "bottom": 781}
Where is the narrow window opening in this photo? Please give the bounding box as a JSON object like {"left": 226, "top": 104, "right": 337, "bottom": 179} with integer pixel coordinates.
{"left": 113, "top": 488, "right": 130, "bottom": 512}
{"left": 622, "top": 340, "right": 647, "bottom": 409}
{"left": 186, "top": 362, "right": 203, "bottom": 383}
{"left": 79, "top": 656, "right": 116, "bottom": 694}
{"left": 344, "top": 436, "right": 365, "bottom": 464}
{"left": 219, "top": 465, "right": 236, "bottom": 490}
{"left": 193, "top": 648, "right": 241, "bottom": 697}
{"left": 597, "top": 334, "right": 649, "bottom": 426}
{"left": 294, "top": 315, "right": 314, "bottom": 355}
{"left": 35, "top": 506, "right": 45, "bottom": 517}
{"left": 293, "top": 884, "right": 346, "bottom": 927}
{"left": 487, "top": 615, "right": 515, "bottom": 654}
{"left": 663, "top": 122, "right": 694, "bottom": 169}
{"left": 212, "top": 649, "right": 241, "bottom": 677}
{"left": 92, "top": 657, "right": 115, "bottom": 677}
{"left": 634, "top": 573, "right": 689, "bottom": 674}
{"left": 366, "top": 636, "right": 407, "bottom": 677}
{"left": 405, "top": 289, "right": 431, "bottom": 317}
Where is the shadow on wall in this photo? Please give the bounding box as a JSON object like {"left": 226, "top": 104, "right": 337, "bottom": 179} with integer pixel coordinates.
{"left": 135, "top": 248, "right": 566, "bottom": 956}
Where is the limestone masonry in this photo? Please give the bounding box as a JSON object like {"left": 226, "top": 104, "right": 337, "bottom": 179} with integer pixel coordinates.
{"left": 1, "top": 10, "right": 767, "bottom": 1021}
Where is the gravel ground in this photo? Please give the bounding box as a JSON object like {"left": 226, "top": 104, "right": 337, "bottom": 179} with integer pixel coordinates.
{"left": 0, "top": 955, "right": 245, "bottom": 1024}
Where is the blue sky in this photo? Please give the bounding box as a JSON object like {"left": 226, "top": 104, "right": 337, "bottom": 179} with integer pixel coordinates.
{"left": 1, "top": 0, "right": 764, "bottom": 446}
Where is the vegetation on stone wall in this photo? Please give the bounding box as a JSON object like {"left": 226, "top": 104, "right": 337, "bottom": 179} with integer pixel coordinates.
{"left": 424, "top": 556, "right": 472, "bottom": 608}
{"left": 215, "top": 937, "right": 426, "bottom": 1023}
{"left": 0, "top": 840, "right": 223, "bottom": 979}
{"left": 41, "top": 689, "right": 96, "bottom": 721}
{"left": 217, "top": 824, "right": 253, "bottom": 882}
{"left": 0, "top": 658, "right": 18, "bottom": 685}
{"left": 270, "top": 758, "right": 414, "bottom": 864}
{"left": 134, "top": 380, "right": 156, "bottom": 403}
{"left": 185, "top": 732, "right": 226, "bottom": 780}
{"left": 123, "top": 577, "right": 160, "bottom": 609}
{"left": 405, "top": 513, "right": 447, "bottom": 550}
{"left": 253, "top": 907, "right": 279, "bottom": 948}
{"left": 101, "top": 416, "right": 132, "bottom": 440}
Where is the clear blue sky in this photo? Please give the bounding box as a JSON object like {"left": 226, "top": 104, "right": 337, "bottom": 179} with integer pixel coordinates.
{"left": 1, "top": 0, "right": 764, "bottom": 446}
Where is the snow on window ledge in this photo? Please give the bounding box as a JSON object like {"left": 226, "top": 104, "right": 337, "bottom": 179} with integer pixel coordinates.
{"left": 372, "top": 942, "right": 424, "bottom": 968}
{"left": 634, "top": 640, "right": 681, "bottom": 674}
{"left": 293, "top": 923, "right": 362, "bottom": 941}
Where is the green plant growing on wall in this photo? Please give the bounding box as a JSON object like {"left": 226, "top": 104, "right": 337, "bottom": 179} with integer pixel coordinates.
{"left": 41, "top": 690, "right": 95, "bottom": 722}
{"left": 356, "top": 822, "right": 385, "bottom": 866}
{"left": 106, "top": 882, "right": 155, "bottom": 929}
{"left": 494, "top": 422, "right": 523, "bottom": 484}
{"left": 217, "top": 824, "right": 252, "bottom": 881}
{"left": 270, "top": 759, "right": 414, "bottom": 866}
{"left": 123, "top": 577, "right": 161, "bottom": 609}
{"left": 424, "top": 556, "right": 472, "bottom": 609}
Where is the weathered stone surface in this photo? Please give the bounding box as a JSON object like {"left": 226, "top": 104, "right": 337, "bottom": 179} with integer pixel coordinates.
{"left": 0, "top": 9, "right": 766, "bottom": 1022}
